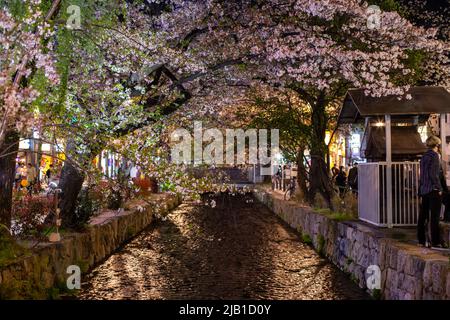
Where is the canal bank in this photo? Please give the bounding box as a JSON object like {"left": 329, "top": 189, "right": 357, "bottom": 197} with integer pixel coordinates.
{"left": 0, "top": 193, "right": 181, "bottom": 299}
{"left": 253, "top": 187, "right": 450, "bottom": 300}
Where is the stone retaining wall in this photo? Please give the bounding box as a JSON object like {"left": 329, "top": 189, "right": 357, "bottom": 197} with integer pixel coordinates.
{"left": 253, "top": 188, "right": 450, "bottom": 300}
{"left": 0, "top": 193, "right": 180, "bottom": 299}
{"left": 442, "top": 224, "right": 450, "bottom": 248}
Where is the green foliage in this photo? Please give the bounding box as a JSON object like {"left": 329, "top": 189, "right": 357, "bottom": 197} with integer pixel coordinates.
{"left": 368, "top": 0, "right": 402, "bottom": 13}
{"left": 0, "top": 279, "right": 33, "bottom": 300}
{"left": 160, "top": 181, "right": 175, "bottom": 192}
{"left": 0, "top": 0, "right": 27, "bottom": 18}
{"left": 0, "top": 225, "right": 26, "bottom": 267}
{"left": 317, "top": 234, "right": 326, "bottom": 256}
{"left": 71, "top": 188, "right": 102, "bottom": 229}
{"left": 0, "top": 271, "right": 75, "bottom": 300}
{"left": 47, "top": 280, "right": 80, "bottom": 300}
{"left": 330, "top": 192, "right": 358, "bottom": 219}
{"left": 313, "top": 207, "right": 356, "bottom": 222}
{"left": 372, "top": 288, "right": 382, "bottom": 300}
{"left": 301, "top": 233, "right": 312, "bottom": 245}
{"left": 54, "top": 27, "right": 74, "bottom": 114}
{"left": 313, "top": 193, "right": 329, "bottom": 210}
{"left": 244, "top": 94, "right": 312, "bottom": 162}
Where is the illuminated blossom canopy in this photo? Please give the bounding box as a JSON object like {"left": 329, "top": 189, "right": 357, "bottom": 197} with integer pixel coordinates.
{"left": 0, "top": 0, "right": 448, "bottom": 216}
{"left": 0, "top": 0, "right": 58, "bottom": 146}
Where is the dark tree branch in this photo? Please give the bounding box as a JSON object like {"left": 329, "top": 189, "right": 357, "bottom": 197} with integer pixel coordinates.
{"left": 177, "top": 27, "right": 208, "bottom": 50}
{"left": 176, "top": 56, "right": 253, "bottom": 85}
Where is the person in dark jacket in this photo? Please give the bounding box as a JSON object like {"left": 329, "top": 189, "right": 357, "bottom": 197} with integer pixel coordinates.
{"left": 335, "top": 166, "right": 347, "bottom": 197}
{"left": 348, "top": 162, "right": 358, "bottom": 194}
{"left": 417, "top": 136, "right": 443, "bottom": 247}
{"left": 331, "top": 165, "right": 339, "bottom": 181}
{"left": 438, "top": 160, "right": 450, "bottom": 223}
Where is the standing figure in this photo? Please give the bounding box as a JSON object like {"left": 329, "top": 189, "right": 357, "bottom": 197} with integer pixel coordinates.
{"left": 45, "top": 164, "right": 53, "bottom": 183}
{"left": 331, "top": 165, "right": 339, "bottom": 181}
{"left": 348, "top": 162, "right": 358, "bottom": 194}
{"left": 26, "top": 163, "right": 37, "bottom": 196}
{"left": 417, "top": 136, "right": 444, "bottom": 248}
{"left": 335, "top": 166, "right": 347, "bottom": 197}
{"left": 18, "top": 163, "right": 28, "bottom": 190}
{"left": 14, "top": 163, "right": 22, "bottom": 190}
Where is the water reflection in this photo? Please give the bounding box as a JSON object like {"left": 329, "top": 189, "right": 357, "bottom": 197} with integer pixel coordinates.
{"left": 79, "top": 194, "right": 368, "bottom": 300}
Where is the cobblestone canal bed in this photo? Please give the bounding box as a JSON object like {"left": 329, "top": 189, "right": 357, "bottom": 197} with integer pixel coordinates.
{"left": 79, "top": 194, "right": 369, "bottom": 300}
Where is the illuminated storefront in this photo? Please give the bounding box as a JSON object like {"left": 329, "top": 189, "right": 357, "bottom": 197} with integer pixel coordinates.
{"left": 326, "top": 130, "right": 346, "bottom": 169}
{"left": 15, "top": 134, "right": 65, "bottom": 183}
{"left": 95, "top": 150, "right": 123, "bottom": 179}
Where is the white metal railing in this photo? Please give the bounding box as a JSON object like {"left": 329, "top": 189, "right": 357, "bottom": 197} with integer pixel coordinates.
{"left": 358, "top": 162, "right": 420, "bottom": 227}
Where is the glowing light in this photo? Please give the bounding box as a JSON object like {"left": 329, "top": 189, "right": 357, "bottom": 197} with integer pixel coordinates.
{"left": 41, "top": 144, "right": 51, "bottom": 152}
{"left": 325, "top": 131, "right": 331, "bottom": 144}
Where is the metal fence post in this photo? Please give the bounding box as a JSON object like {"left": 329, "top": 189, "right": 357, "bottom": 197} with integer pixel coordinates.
{"left": 385, "top": 115, "right": 393, "bottom": 228}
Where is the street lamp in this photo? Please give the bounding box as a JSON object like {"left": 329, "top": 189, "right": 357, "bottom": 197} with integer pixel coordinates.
{"left": 374, "top": 121, "right": 384, "bottom": 127}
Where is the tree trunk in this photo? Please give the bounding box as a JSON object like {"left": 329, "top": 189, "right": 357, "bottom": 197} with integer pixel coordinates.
{"left": 0, "top": 130, "right": 20, "bottom": 230}
{"left": 326, "top": 147, "right": 331, "bottom": 172}
{"left": 58, "top": 160, "right": 85, "bottom": 228}
{"left": 57, "top": 140, "right": 86, "bottom": 228}
{"left": 58, "top": 140, "right": 106, "bottom": 228}
{"left": 307, "top": 95, "right": 334, "bottom": 207}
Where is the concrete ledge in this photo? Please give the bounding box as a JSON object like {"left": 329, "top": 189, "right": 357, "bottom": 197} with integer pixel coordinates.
{"left": 0, "top": 193, "right": 181, "bottom": 299}
{"left": 253, "top": 188, "right": 450, "bottom": 300}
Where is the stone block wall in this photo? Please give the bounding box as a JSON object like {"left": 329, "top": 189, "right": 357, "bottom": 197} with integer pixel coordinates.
{"left": 253, "top": 189, "right": 450, "bottom": 300}
{"left": 0, "top": 194, "right": 180, "bottom": 299}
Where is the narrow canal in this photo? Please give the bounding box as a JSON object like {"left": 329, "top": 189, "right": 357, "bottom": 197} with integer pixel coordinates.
{"left": 79, "top": 194, "right": 369, "bottom": 300}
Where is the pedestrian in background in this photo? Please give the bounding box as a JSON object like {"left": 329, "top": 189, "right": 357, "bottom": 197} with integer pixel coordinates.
{"left": 18, "top": 163, "right": 27, "bottom": 190}
{"left": 417, "top": 136, "right": 444, "bottom": 248}
{"left": 331, "top": 164, "right": 339, "bottom": 181}
{"left": 335, "top": 166, "right": 347, "bottom": 198}
{"left": 14, "top": 163, "right": 22, "bottom": 190}
{"left": 26, "top": 163, "right": 37, "bottom": 196}
{"left": 348, "top": 162, "right": 358, "bottom": 194}
{"left": 46, "top": 164, "right": 53, "bottom": 183}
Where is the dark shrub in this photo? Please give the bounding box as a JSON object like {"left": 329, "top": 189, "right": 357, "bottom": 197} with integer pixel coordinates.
{"left": 11, "top": 197, "right": 53, "bottom": 238}
{"left": 71, "top": 188, "right": 102, "bottom": 230}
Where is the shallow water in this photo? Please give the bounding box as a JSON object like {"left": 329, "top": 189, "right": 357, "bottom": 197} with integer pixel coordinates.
{"left": 79, "top": 194, "right": 369, "bottom": 300}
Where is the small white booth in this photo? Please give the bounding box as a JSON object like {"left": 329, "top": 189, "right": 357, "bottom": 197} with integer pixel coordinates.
{"left": 338, "top": 87, "right": 450, "bottom": 228}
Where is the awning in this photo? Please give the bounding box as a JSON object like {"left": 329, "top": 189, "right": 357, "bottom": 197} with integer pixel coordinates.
{"left": 338, "top": 87, "right": 450, "bottom": 124}
{"left": 362, "top": 126, "right": 426, "bottom": 160}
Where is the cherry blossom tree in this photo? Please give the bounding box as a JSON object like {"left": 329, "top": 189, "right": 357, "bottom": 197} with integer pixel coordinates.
{"left": 0, "top": 0, "right": 60, "bottom": 228}
{"left": 255, "top": 0, "right": 446, "bottom": 203}
{"left": 103, "top": 0, "right": 449, "bottom": 205}
{"left": 1, "top": 0, "right": 449, "bottom": 227}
